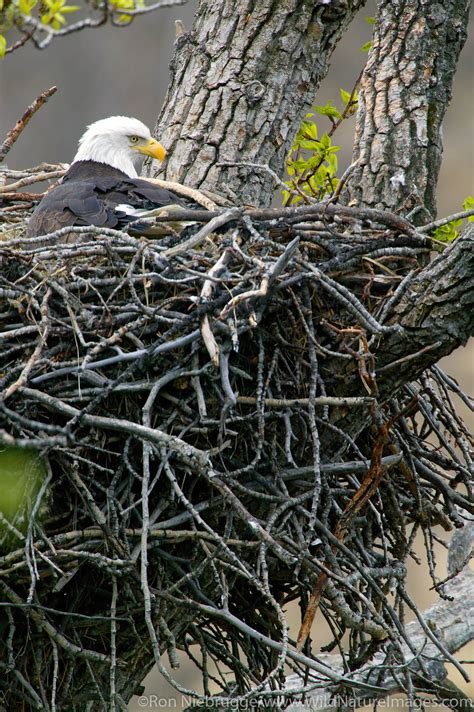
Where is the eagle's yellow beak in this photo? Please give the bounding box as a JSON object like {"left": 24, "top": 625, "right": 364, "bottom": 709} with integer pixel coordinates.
{"left": 135, "top": 138, "right": 166, "bottom": 162}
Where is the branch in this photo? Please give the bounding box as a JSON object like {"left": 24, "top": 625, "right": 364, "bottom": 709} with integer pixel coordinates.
{"left": 325, "top": 227, "right": 474, "bottom": 455}
{"left": 285, "top": 566, "right": 474, "bottom": 710}
{"left": 20, "top": 387, "right": 210, "bottom": 472}
{"left": 376, "top": 226, "right": 474, "bottom": 395}
{"left": 0, "top": 87, "right": 57, "bottom": 165}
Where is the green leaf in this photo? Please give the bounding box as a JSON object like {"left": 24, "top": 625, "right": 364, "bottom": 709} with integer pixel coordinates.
{"left": 320, "top": 132, "right": 331, "bottom": 149}
{"left": 340, "top": 88, "right": 351, "bottom": 105}
{"left": 433, "top": 222, "right": 460, "bottom": 244}
{"left": 360, "top": 40, "right": 372, "bottom": 52}
{"left": 326, "top": 152, "right": 338, "bottom": 174}
{"left": 0, "top": 34, "right": 5, "bottom": 58}
{"left": 19, "top": 0, "right": 37, "bottom": 14}
{"left": 315, "top": 165, "right": 328, "bottom": 183}
{"left": 462, "top": 195, "right": 474, "bottom": 221}
{"left": 298, "top": 138, "right": 320, "bottom": 151}
{"left": 307, "top": 154, "right": 324, "bottom": 170}
{"left": 315, "top": 102, "right": 342, "bottom": 120}
{"left": 302, "top": 121, "right": 318, "bottom": 140}
{"left": 290, "top": 158, "right": 310, "bottom": 171}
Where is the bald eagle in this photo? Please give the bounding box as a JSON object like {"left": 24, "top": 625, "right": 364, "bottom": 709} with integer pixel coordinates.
{"left": 27, "top": 116, "right": 192, "bottom": 239}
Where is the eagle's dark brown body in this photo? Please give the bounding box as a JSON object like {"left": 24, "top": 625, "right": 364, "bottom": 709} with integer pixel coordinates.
{"left": 27, "top": 161, "right": 190, "bottom": 238}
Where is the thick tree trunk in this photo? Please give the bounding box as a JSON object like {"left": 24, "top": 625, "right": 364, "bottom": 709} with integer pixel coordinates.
{"left": 326, "top": 224, "right": 474, "bottom": 457}
{"left": 344, "top": 0, "right": 471, "bottom": 222}
{"left": 152, "top": 0, "right": 366, "bottom": 206}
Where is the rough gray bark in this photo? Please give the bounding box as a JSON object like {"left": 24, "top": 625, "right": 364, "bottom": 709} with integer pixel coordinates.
{"left": 377, "top": 226, "right": 474, "bottom": 388}
{"left": 152, "top": 0, "right": 366, "bottom": 206}
{"left": 323, "top": 224, "right": 474, "bottom": 458}
{"left": 345, "top": 0, "right": 471, "bottom": 222}
{"left": 337, "top": 224, "right": 474, "bottom": 401}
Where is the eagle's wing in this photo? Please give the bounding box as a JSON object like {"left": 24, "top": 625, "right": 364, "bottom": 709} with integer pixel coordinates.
{"left": 27, "top": 172, "right": 193, "bottom": 239}
{"left": 26, "top": 179, "right": 118, "bottom": 238}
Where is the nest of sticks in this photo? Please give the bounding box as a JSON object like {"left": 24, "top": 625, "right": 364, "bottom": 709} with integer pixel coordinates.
{"left": 0, "top": 163, "right": 473, "bottom": 709}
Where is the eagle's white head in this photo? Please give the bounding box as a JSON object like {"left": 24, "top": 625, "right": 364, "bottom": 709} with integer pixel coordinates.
{"left": 72, "top": 116, "right": 166, "bottom": 178}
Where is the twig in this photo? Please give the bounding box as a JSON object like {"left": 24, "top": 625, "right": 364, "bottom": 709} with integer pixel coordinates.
{"left": 419, "top": 209, "right": 474, "bottom": 233}
{"left": 236, "top": 396, "right": 374, "bottom": 408}
{"left": 2, "top": 287, "right": 52, "bottom": 400}
{"left": 0, "top": 87, "right": 57, "bottom": 165}
{"left": 177, "top": 599, "right": 385, "bottom": 692}
{"left": 5, "top": 30, "right": 34, "bottom": 55}
{"left": 199, "top": 247, "right": 234, "bottom": 366}
{"left": 200, "top": 315, "right": 220, "bottom": 367}
{"left": 0, "top": 191, "right": 46, "bottom": 201}
{"left": 286, "top": 569, "right": 473, "bottom": 709}
{"left": 144, "top": 177, "right": 218, "bottom": 210}
{"left": 23, "top": 13, "right": 108, "bottom": 50}
{"left": 20, "top": 387, "right": 211, "bottom": 471}
{"left": 161, "top": 207, "right": 241, "bottom": 258}
{"left": 377, "top": 341, "right": 443, "bottom": 373}
{"left": 0, "top": 169, "right": 66, "bottom": 194}
{"left": 219, "top": 236, "right": 300, "bottom": 319}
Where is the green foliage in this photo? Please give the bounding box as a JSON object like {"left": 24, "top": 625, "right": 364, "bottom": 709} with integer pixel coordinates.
{"left": 314, "top": 101, "right": 342, "bottom": 121}
{"left": 432, "top": 195, "right": 474, "bottom": 248}
{"left": 282, "top": 87, "right": 358, "bottom": 206}
{"left": 19, "top": 0, "right": 38, "bottom": 14}
{"left": 463, "top": 195, "right": 474, "bottom": 221}
{"left": 108, "top": 0, "right": 143, "bottom": 24}
{"left": 0, "top": 447, "right": 48, "bottom": 550}
{"left": 41, "top": 0, "right": 80, "bottom": 29}
{"left": 433, "top": 218, "right": 463, "bottom": 245}
{"left": 0, "top": 0, "right": 143, "bottom": 54}
{"left": 360, "top": 16, "right": 375, "bottom": 52}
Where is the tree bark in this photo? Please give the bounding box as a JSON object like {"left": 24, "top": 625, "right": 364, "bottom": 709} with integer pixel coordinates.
{"left": 152, "top": 0, "right": 367, "bottom": 206}
{"left": 377, "top": 226, "right": 474, "bottom": 390}
{"left": 345, "top": 0, "right": 471, "bottom": 222}
{"left": 325, "top": 224, "right": 474, "bottom": 457}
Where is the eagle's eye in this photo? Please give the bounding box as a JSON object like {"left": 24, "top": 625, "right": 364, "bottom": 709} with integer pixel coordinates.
{"left": 129, "top": 136, "right": 141, "bottom": 144}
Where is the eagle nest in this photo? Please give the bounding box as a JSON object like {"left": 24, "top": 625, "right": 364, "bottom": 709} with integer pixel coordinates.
{"left": 0, "top": 166, "right": 472, "bottom": 710}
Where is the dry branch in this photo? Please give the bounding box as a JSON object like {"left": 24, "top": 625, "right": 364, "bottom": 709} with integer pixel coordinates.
{"left": 0, "top": 86, "right": 58, "bottom": 165}
{"left": 286, "top": 562, "right": 474, "bottom": 711}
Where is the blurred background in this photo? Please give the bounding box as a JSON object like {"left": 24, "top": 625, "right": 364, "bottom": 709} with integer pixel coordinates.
{"left": 1, "top": 1, "right": 472, "bottom": 707}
